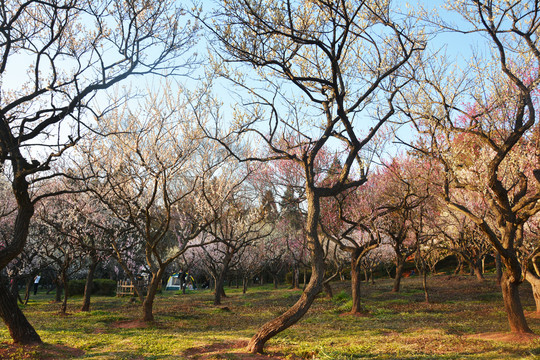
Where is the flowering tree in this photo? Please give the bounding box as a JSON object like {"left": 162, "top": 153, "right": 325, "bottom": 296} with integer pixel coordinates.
{"left": 435, "top": 206, "right": 492, "bottom": 281}
{"left": 77, "top": 85, "right": 220, "bottom": 322}
{"left": 373, "top": 157, "right": 435, "bottom": 293}
{"left": 406, "top": 0, "right": 540, "bottom": 334}
{"left": 35, "top": 184, "right": 113, "bottom": 312}
{"left": 319, "top": 172, "right": 381, "bottom": 313}
{"left": 201, "top": 165, "right": 272, "bottom": 305}
{"left": 0, "top": 0, "right": 197, "bottom": 344}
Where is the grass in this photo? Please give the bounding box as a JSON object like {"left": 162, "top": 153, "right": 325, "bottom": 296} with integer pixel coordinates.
{"left": 1, "top": 274, "right": 540, "bottom": 359}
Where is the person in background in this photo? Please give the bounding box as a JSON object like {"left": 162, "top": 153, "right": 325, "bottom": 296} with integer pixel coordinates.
{"left": 33, "top": 274, "right": 41, "bottom": 295}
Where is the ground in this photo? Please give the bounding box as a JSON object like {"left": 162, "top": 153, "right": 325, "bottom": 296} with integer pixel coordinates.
{"left": 1, "top": 274, "right": 540, "bottom": 359}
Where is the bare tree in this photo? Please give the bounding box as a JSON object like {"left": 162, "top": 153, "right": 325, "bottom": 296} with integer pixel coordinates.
{"left": 201, "top": 0, "right": 424, "bottom": 353}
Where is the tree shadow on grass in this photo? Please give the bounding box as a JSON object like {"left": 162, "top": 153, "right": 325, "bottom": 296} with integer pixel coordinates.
{"left": 0, "top": 342, "right": 84, "bottom": 360}
{"left": 183, "top": 340, "right": 302, "bottom": 359}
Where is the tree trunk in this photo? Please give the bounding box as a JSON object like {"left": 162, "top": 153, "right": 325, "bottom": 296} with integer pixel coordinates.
{"left": 272, "top": 274, "right": 279, "bottom": 289}
{"left": 60, "top": 270, "right": 68, "bottom": 315}
{"left": 142, "top": 269, "right": 165, "bottom": 322}
{"left": 242, "top": 276, "right": 248, "bottom": 294}
{"left": 350, "top": 251, "right": 363, "bottom": 314}
{"left": 0, "top": 282, "right": 42, "bottom": 345}
{"left": 291, "top": 264, "right": 300, "bottom": 289}
{"left": 214, "top": 258, "right": 231, "bottom": 306}
{"left": 0, "top": 174, "right": 41, "bottom": 343}
{"left": 323, "top": 281, "right": 333, "bottom": 298}
{"left": 246, "top": 189, "right": 324, "bottom": 354}
{"left": 81, "top": 259, "right": 98, "bottom": 312}
{"left": 55, "top": 279, "right": 62, "bottom": 303}
{"left": 23, "top": 277, "right": 32, "bottom": 305}
{"left": 422, "top": 269, "right": 429, "bottom": 303}
{"left": 454, "top": 256, "right": 463, "bottom": 275}
{"left": 525, "top": 270, "right": 540, "bottom": 313}
{"left": 464, "top": 258, "right": 485, "bottom": 281}
{"left": 500, "top": 271, "right": 532, "bottom": 333}
{"left": 392, "top": 257, "right": 405, "bottom": 292}
{"left": 472, "top": 259, "right": 485, "bottom": 281}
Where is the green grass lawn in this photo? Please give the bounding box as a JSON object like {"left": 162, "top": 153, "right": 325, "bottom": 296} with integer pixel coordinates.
{"left": 2, "top": 274, "right": 540, "bottom": 359}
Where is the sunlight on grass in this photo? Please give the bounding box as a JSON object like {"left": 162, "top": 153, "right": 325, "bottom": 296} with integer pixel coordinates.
{"left": 1, "top": 275, "right": 540, "bottom": 359}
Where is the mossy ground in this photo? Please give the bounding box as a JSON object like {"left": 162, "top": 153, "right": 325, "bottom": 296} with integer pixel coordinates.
{"left": 1, "top": 274, "right": 540, "bottom": 359}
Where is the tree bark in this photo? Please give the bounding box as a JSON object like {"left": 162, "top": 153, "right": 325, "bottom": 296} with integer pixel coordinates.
{"left": 246, "top": 189, "right": 324, "bottom": 354}
{"left": 81, "top": 259, "right": 98, "bottom": 312}
{"left": 0, "top": 282, "right": 42, "bottom": 345}
{"left": 242, "top": 276, "right": 248, "bottom": 294}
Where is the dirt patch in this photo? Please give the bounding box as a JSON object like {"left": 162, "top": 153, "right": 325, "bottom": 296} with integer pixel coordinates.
{"left": 111, "top": 319, "right": 152, "bottom": 329}
{"left": 467, "top": 332, "right": 540, "bottom": 343}
{"left": 183, "top": 340, "right": 298, "bottom": 359}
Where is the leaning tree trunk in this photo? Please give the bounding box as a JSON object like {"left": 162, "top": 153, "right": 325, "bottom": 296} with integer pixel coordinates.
{"left": 247, "top": 190, "right": 324, "bottom": 354}
{"left": 392, "top": 256, "right": 405, "bottom": 293}
{"left": 350, "top": 249, "right": 363, "bottom": 314}
{"left": 0, "top": 282, "right": 42, "bottom": 345}
{"left": 0, "top": 173, "right": 42, "bottom": 343}
{"left": 81, "top": 258, "right": 98, "bottom": 312}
